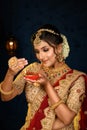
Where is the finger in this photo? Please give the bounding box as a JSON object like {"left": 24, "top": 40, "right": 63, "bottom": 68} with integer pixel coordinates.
{"left": 18, "top": 59, "right": 28, "bottom": 66}
{"left": 24, "top": 77, "right": 37, "bottom": 82}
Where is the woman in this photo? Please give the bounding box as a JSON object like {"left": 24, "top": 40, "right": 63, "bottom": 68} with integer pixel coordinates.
{"left": 0, "top": 24, "right": 87, "bottom": 130}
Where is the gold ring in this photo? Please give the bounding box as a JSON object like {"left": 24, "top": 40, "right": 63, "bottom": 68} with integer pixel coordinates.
{"left": 8, "top": 56, "right": 18, "bottom": 68}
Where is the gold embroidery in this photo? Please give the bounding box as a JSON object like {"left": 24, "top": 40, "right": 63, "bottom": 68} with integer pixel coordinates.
{"left": 74, "top": 110, "right": 81, "bottom": 130}
{"left": 19, "top": 62, "right": 86, "bottom": 130}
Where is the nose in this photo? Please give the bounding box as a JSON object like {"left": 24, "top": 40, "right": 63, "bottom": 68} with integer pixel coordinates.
{"left": 38, "top": 52, "right": 44, "bottom": 61}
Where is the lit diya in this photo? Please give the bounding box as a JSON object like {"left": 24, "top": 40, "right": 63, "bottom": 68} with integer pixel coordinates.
{"left": 24, "top": 71, "right": 40, "bottom": 80}
{"left": 24, "top": 72, "right": 40, "bottom": 87}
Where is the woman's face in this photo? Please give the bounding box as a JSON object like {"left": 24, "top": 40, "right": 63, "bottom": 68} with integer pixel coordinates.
{"left": 34, "top": 40, "right": 58, "bottom": 68}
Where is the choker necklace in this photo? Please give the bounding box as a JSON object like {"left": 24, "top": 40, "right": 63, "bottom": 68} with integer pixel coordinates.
{"left": 41, "top": 63, "right": 71, "bottom": 80}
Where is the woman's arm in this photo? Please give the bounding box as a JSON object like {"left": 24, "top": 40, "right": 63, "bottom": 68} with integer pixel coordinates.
{"left": 46, "top": 76, "right": 85, "bottom": 126}
{"left": 52, "top": 118, "right": 67, "bottom": 130}
{"left": 45, "top": 82, "right": 76, "bottom": 125}
{"left": 0, "top": 57, "right": 28, "bottom": 101}
{"left": 24, "top": 70, "right": 85, "bottom": 127}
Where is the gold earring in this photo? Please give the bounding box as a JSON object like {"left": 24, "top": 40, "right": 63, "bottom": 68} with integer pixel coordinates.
{"left": 57, "top": 53, "right": 64, "bottom": 62}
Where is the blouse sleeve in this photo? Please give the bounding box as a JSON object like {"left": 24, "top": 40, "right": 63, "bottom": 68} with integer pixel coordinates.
{"left": 13, "top": 68, "right": 26, "bottom": 95}
{"left": 13, "top": 62, "right": 40, "bottom": 95}
{"left": 67, "top": 76, "right": 85, "bottom": 113}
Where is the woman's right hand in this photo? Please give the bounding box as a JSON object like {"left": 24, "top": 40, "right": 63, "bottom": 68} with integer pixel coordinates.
{"left": 8, "top": 56, "right": 28, "bottom": 76}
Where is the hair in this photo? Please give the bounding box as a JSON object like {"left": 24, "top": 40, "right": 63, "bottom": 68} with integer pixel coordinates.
{"left": 31, "top": 24, "right": 63, "bottom": 46}
{"left": 31, "top": 24, "right": 70, "bottom": 60}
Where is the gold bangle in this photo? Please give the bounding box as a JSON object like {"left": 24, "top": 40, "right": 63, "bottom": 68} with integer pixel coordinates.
{"left": 0, "top": 84, "right": 14, "bottom": 95}
{"left": 50, "top": 100, "right": 64, "bottom": 110}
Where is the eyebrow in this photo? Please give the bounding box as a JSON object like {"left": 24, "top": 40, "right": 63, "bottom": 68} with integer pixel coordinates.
{"left": 41, "top": 46, "right": 48, "bottom": 49}
{"left": 35, "top": 46, "right": 49, "bottom": 50}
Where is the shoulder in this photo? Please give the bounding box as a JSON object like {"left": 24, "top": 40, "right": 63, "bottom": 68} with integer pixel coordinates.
{"left": 73, "top": 69, "right": 87, "bottom": 78}
{"left": 69, "top": 70, "right": 87, "bottom": 86}
{"left": 65, "top": 69, "right": 86, "bottom": 85}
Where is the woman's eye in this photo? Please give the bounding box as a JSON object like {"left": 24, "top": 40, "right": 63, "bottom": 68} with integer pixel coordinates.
{"left": 43, "top": 48, "right": 49, "bottom": 52}
{"left": 34, "top": 47, "right": 49, "bottom": 54}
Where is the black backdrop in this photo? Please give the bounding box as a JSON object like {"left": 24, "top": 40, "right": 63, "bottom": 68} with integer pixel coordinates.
{"left": 0, "top": 0, "right": 87, "bottom": 129}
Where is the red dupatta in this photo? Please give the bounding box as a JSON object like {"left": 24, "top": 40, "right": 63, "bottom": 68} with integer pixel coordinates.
{"left": 26, "top": 70, "right": 87, "bottom": 130}
{"left": 26, "top": 70, "right": 72, "bottom": 130}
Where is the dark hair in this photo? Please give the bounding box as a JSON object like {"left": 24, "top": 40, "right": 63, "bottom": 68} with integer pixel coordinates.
{"left": 31, "top": 24, "right": 63, "bottom": 46}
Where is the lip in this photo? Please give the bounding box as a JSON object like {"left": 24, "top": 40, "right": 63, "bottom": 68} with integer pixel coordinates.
{"left": 42, "top": 60, "right": 48, "bottom": 64}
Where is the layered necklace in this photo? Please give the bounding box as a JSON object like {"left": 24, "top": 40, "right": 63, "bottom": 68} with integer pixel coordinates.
{"left": 41, "top": 63, "right": 71, "bottom": 84}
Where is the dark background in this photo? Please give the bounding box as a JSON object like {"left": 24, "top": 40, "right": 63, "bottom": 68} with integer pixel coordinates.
{"left": 0, "top": 0, "right": 87, "bottom": 130}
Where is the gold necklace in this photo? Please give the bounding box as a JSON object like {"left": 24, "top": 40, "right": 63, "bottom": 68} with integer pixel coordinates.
{"left": 41, "top": 63, "right": 71, "bottom": 79}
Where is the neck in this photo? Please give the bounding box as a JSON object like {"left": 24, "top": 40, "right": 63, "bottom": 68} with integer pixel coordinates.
{"left": 49, "top": 61, "right": 65, "bottom": 70}
{"left": 41, "top": 61, "right": 69, "bottom": 73}
{"left": 54, "top": 61, "right": 65, "bottom": 68}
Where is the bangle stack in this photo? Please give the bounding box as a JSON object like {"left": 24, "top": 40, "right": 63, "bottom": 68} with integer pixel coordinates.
{"left": 0, "top": 84, "right": 14, "bottom": 95}
{"left": 50, "top": 99, "right": 64, "bottom": 110}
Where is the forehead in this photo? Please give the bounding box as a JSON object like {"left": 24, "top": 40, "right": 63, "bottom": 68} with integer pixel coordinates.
{"left": 34, "top": 40, "right": 51, "bottom": 49}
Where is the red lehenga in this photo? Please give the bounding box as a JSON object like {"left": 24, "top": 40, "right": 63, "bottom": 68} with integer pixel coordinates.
{"left": 13, "top": 62, "right": 87, "bottom": 130}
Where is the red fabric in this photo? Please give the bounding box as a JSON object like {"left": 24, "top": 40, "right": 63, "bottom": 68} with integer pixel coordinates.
{"left": 26, "top": 70, "right": 87, "bottom": 130}
{"left": 53, "top": 70, "right": 73, "bottom": 87}
{"left": 26, "top": 95, "right": 48, "bottom": 130}
{"left": 79, "top": 75, "right": 87, "bottom": 130}
{"left": 26, "top": 70, "right": 72, "bottom": 130}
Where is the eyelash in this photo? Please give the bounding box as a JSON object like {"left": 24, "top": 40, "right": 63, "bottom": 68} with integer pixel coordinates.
{"left": 35, "top": 48, "right": 49, "bottom": 54}
{"left": 44, "top": 48, "right": 49, "bottom": 52}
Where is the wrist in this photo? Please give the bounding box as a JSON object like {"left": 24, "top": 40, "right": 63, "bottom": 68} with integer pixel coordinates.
{"left": 44, "top": 81, "right": 51, "bottom": 89}
{"left": 7, "top": 68, "right": 16, "bottom": 77}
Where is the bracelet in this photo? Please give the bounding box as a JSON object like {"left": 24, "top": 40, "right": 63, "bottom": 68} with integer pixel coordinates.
{"left": 50, "top": 100, "right": 64, "bottom": 110}
{"left": 0, "top": 84, "right": 14, "bottom": 95}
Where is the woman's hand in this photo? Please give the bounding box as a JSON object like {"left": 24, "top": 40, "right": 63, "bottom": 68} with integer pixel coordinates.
{"left": 8, "top": 56, "right": 28, "bottom": 76}
{"left": 24, "top": 72, "right": 50, "bottom": 87}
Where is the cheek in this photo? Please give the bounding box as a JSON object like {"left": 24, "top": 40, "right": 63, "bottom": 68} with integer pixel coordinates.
{"left": 48, "top": 51, "right": 56, "bottom": 59}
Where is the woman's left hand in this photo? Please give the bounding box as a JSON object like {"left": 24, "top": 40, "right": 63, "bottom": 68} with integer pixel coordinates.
{"left": 24, "top": 73, "right": 50, "bottom": 87}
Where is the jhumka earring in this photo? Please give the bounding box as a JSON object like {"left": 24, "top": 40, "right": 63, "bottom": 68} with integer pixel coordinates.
{"left": 57, "top": 53, "right": 64, "bottom": 62}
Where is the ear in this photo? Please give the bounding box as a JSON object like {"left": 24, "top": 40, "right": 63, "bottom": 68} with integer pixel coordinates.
{"left": 57, "top": 44, "right": 63, "bottom": 53}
